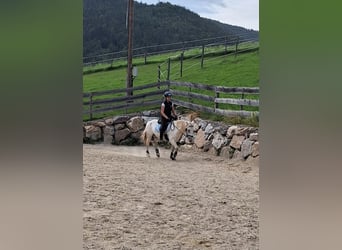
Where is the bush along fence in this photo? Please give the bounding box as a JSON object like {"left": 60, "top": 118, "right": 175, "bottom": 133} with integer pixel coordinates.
{"left": 83, "top": 114, "right": 259, "bottom": 161}
{"left": 83, "top": 81, "right": 259, "bottom": 121}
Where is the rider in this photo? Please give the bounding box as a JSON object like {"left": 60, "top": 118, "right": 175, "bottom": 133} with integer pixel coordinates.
{"left": 160, "top": 91, "right": 177, "bottom": 141}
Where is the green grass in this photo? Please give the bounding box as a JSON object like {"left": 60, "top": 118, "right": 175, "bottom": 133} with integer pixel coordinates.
{"left": 83, "top": 46, "right": 259, "bottom": 124}
{"left": 83, "top": 51, "right": 259, "bottom": 92}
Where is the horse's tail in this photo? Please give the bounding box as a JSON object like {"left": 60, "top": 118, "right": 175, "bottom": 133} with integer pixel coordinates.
{"left": 141, "top": 129, "right": 147, "bottom": 145}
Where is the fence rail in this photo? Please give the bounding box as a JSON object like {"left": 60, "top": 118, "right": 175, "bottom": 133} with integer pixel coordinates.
{"left": 83, "top": 81, "right": 259, "bottom": 120}
{"left": 83, "top": 35, "right": 258, "bottom": 67}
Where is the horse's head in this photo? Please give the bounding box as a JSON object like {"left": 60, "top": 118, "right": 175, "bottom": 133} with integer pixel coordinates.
{"left": 173, "top": 119, "right": 194, "bottom": 141}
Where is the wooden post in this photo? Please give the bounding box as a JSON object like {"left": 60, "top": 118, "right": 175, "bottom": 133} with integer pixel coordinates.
{"left": 225, "top": 36, "right": 228, "bottom": 53}
{"left": 89, "top": 93, "right": 93, "bottom": 120}
{"left": 144, "top": 51, "right": 147, "bottom": 64}
{"left": 235, "top": 37, "right": 239, "bottom": 58}
{"left": 158, "top": 65, "right": 161, "bottom": 83}
{"left": 240, "top": 92, "right": 245, "bottom": 110}
{"left": 167, "top": 58, "right": 171, "bottom": 80}
{"left": 126, "top": 0, "right": 134, "bottom": 97}
{"left": 189, "top": 87, "right": 192, "bottom": 103}
{"left": 215, "top": 91, "right": 219, "bottom": 109}
{"left": 201, "top": 44, "right": 205, "bottom": 68}
{"left": 180, "top": 52, "right": 184, "bottom": 77}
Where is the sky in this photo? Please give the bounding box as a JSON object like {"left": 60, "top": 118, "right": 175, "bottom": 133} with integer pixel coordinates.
{"left": 138, "top": 0, "right": 259, "bottom": 31}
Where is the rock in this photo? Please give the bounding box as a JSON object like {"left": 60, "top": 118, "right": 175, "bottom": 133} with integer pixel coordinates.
{"left": 191, "top": 121, "right": 200, "bottom": 132}
{"left": 198, "top": 120, "right": 208, "bottom": 130}
{"left": 131, "top": 131, "right": 143, "bottom": 140}
{"left": 208, "top": 146, "right": 219, "bottom": 156}
{"left": 114, "top": 128, "right": 130, "bottom": 143}
{"left": 227, "top": 125, "right": 238, "bottom": 138}
{"left": 241, "top": 139, "right": 253, "bottom": 159}
{"left": 120, "top": 137, "right": 140, "bottom": 146}
{"left": 142, "top": 110, "right": 151, "bottom": 116}
{"left": 103, "top": 126, "right": 114, "bottom": 136}
{"left": 103, "top": 134, "right": 113, "bottom": 144}
{"left": 220, "top": 146, "right": 230, "bottom": 158}
{"left": 141, "top": 116, "right": 158, "bottom": 124}
{"left": 249, "top": 132, "right": 258, "bottom": 141}
{"left": 126, "top": 116, "right": 145, "bottom": 132}
{"left": 113, "top": 115, "right": 130, "bottom": 124}
{"left": 229, "top": 135, "right": 245, "bottom": 150}
{"left": 95, "top": 121, "right": 106, "bottom": 128}
{"left": 204, "top": 123, "right": 215, "bottom": 134}
{"left": 194, "top": 129, "right": 205, "bottom": 149}
{"left": 203, "top": 141, "right": 212, "bottom": 152}
{"left": 232, "top": 149, "right": 243, "bottom": 160}
{"left": 217, "top": 125, "right": 228, "bottom": 136}
{"left": 212, "top": 132, "right": 228, "bottom": 150}
{"left": 252, "top": 141, "right": 259, "bottom": 157}
{"left": 84, "top": 125, "right": 102, "bottom": 141}
{"left": 104, "top": 118, "right": 113, "bottom": 125}
{"left": 114, "top": 123, "right": 126, "bottom": 130}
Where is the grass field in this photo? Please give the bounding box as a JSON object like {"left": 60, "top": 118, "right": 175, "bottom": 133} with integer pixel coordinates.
{"left": 83, "top": 46, "right": 259, "bottom": 124}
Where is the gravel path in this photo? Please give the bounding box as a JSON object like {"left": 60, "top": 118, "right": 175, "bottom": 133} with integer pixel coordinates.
{"left": 83, "top": 144, "right": 259, "bottom": 249}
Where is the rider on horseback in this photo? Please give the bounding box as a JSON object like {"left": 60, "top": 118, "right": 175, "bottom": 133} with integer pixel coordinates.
{"left": 160, "top": 91, "right": 177, "bottom": 141}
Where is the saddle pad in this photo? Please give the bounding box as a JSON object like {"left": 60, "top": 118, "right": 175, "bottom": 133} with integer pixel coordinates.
{"left": 152, "top": 122, "right": 171, "bottom": 133}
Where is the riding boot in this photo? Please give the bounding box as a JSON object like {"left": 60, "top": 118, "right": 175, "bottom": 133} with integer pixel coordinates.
{"left": 164, "top": 134, "right": 169, "bottom": 142}
{"left": 160, "top": 131, "right": 164, "bottom": 141}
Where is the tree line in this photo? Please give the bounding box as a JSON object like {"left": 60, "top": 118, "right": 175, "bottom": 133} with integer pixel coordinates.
{"left": 83, "top": 0, "right": 259, "bottom": 58}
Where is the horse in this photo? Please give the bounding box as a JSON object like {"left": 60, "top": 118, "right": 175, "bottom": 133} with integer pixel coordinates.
{"left": 141, "top": 117, "right": 193, "bottom": 160}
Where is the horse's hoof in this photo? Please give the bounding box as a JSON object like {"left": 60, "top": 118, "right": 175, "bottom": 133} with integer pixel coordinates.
{"left": 157, "top": 154, "right": 160, "bottom": 158}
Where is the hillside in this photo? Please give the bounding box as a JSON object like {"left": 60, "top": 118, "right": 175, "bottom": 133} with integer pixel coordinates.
{"left": 83, "top": 0, "right": 259, "bottom": 58}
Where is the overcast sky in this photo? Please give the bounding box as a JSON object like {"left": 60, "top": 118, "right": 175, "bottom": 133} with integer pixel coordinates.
{"left": 138, "top": 0, "right": 259, "bottom": 31}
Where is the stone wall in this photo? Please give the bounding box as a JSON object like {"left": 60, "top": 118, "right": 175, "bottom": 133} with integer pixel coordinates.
{"left": 83, "top": 114, "right": 259, "bottom": 161}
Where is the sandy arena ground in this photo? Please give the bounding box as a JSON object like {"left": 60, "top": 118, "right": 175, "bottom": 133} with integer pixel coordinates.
{"left": 83, "top": 144, "right": 259, "bottom": 249}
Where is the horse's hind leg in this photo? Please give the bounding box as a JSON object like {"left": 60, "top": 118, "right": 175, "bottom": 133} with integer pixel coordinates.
{"left": 152, "top": 137, "right": 160, "bottom": 158}
{"left": 145, "top": 136, "right": 150, "bottom": 157}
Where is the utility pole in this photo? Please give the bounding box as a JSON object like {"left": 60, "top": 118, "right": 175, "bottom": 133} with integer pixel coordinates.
{"left": 126, "top": 0, "right": 134, "bottom": 97}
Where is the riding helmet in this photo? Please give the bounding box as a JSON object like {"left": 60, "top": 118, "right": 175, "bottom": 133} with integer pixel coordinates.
{"left": 164, "top": 91, "right": 172, "bottom": 97}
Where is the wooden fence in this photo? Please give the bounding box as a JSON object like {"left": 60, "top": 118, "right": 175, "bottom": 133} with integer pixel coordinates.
{"left": 83, "top": 81, "right": 259, "bottom": 120}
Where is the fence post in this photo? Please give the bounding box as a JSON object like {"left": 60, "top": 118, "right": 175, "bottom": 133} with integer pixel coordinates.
{"left": 189, "top": 87, "right": 192, "bottom": 103}
{"left": 235, "top": 37, "right": 240, "bottom": 58}
{"left": 144, "top": 51, "right": 147, "bottom": 64}
{"left": 240, "top": 92, "right": 245, "bottom": 110}
{"left": 167, "top": 58, "right": 171, "bottom": 80}
{"left": 89, "top": 93, "right": 93, "bottom": 120}
{"left": 201, "top": 44, "right": 205, "bottom": 68}
{"left": 158, "top": 65, "right": 161, "bottom": 83}
{"left": 225, "top": 36, "right": 228, "bottom": 53}
{"left": 215, "top": 91, "right": 219, "bottom": 109}
{"left": 180, "top": 52, "right": 184, "bottom": 77}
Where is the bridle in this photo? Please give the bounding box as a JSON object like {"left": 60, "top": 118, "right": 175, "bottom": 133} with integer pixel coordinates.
{"left": 170, "top": 120, "right": 191, "bottom": 137}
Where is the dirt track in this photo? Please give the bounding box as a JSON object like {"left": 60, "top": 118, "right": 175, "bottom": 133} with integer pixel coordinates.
{"left": 83, "top": 144, "right": 259, "bottom": 249}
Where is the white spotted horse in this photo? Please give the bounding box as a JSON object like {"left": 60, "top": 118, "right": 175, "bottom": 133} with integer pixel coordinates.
{"left": 141, "top": 117, "right": 193, "bottom": 160}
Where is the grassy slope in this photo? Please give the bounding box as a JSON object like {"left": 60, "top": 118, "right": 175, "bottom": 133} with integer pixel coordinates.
{"left": 83, "top": 51, "right": 259, "bottom": 91}
{"left": 83, "top": 50, "right": 259, "bottom": 124}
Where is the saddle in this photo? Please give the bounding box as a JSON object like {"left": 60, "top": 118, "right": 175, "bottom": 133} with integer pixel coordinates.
{"left": 158, "top": 116, "right": 177, "bottom": 124}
